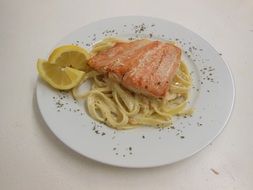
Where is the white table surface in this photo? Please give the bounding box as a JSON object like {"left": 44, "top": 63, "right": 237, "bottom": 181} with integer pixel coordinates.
{"left": 1, "top": 0, "right": 253, "bottom": 189}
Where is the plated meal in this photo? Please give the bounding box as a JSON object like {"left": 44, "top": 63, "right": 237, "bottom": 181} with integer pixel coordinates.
{"left": 36, "top": 16, "right": 234, "bottom": 167}
{"left": 37, "top": 37, "right": 192, "bottom": 129}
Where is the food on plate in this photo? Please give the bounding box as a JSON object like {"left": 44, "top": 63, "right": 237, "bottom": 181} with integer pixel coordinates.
{"left": 88, "top": 39, "right": 181, "bottom": 98}
{"left": 73, "top": 38, "right": 193, "bottom": 129}
{"left": 37, "top": 45, "right": 89, "bottom": 90}
{"left": 37, "top": 38, "right": 192, "bottom": 129}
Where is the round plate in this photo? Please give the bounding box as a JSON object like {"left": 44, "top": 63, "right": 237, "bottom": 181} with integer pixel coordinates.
{"left": 36, "top": 16, "right": 235, "bottom": 168}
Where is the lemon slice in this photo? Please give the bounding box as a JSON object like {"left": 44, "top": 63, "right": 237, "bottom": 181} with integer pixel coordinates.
{"left": 37, "top": 59, "right": 85, "bottom": 90}
{"left": 48, "top": 45, "right": 90, "bottom": 71}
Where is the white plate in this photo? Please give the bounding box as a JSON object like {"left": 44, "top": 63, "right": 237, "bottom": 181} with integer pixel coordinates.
{"left": 36, "top": 16, "right": 235, "bottom": 168}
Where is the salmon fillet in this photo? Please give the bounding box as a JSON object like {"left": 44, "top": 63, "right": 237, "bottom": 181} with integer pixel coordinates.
{"left": 88, "top": 39, "right": 181, "bottom": 98}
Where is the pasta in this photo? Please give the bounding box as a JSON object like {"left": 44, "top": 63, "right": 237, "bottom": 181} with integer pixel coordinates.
{"left": 72, "top": 37, "right": 192, "bottom": 129}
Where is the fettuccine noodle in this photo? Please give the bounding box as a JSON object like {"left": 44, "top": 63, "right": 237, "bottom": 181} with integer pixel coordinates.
{"left": 72, "top": 37, "right": 192, "bottom": 129}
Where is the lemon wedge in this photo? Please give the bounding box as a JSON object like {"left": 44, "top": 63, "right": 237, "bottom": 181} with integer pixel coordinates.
{"left": 37, "top": 59, "right": 85, "bottom": 90}
{"left": 48, "top": 45, "right": 90, "bottom": 71}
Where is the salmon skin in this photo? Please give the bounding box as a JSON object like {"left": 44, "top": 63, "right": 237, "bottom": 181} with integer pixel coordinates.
{"left": 88, "top": 39, "right": 181, "bottom": 98}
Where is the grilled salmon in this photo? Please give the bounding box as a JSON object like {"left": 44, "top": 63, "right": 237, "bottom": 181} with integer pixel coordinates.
{"left": 88, "top": 39, "right": 181, "bottom": 97}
